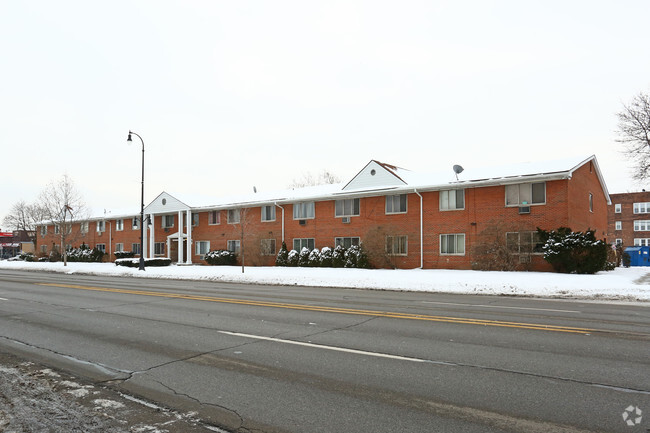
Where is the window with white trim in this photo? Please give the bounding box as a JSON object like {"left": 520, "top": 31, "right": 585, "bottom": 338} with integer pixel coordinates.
{"left": 40, "top": 245, "right": 47, "bottom": 254}
{"left": 634, "top": 238, "right": 650, "bottom": 246}
{"left": 386, "top": 235, "right": 407, "bottom": 255}
{"left": 335, "top": 237, "right": 360, "bottom": 249}
{"left": 634, "top": 220, "right": 650, "bottom": 231}
{"left": 615, "top": 239, "right": 622, "bottom": 246}
{"left": 615, "top": 203, "right": 621, "bottom": 213}
{"left": 440, "top": 234, "right": 465, "bottom": 255}
{"left": 54, "top": 225, "right": 60, "bottom": 235}
{"left": 261, "top": 206, "right": 276, "bottom": 222}
{"left": 385, "top": 194, "right": 407, "bottom": 214}
{"left": 97, "top": 220, "right": 106, "bottom": 232}
{"left": 293, "top": 202, "right": 315, "bottom": 219}
{"left": 96, "top": 244, "right": 106, "bottom": 253}
{"left": 505, "top": 183, "right": 545, "bottom": 206}
{"left": 80, "top": 222, "right": 88, "bottom": 234}
{"left": 115, "top": 243, "right": 124, "bottom": 252}
{"left": 227, "top": 240, "right": 240, "bottom": 254}
{"left": 116, "top": 219, "right": 123, "bottom": 231}
{"left": 440, "top": 189, "right": 465, "bottom": 210}
{"left": 162, "top": 215, "right": 174, "bottom": 228}
{"left": 40, "top": 226, "right": 47, "bottom": 236}
{"left": 154, "top": 242, "right": 165, "bottom": 255}
{"left": 132, "top": 243, "right": 141, "bottom": 255}
{"left": 506, "top": 232, "right": 544, "bottom": 254}
{"left": 228, "top": 209, "right": 240, "bottom": 224}
{"left": 260, "top": 239, "right": 276, "bottom": 255}
{"left": 208, "top": 211, "right": 220, "bottom": 225}
{"left": 192, "top": 213, "right": 199, "bottom": 227}
{"left": 293, "top": 238, "right": 315, "bottom": 251}
{"left": 634, "top": 202, "right": 650, "bottom": 214}
{"left": 335, "top": 199, "right": 360, "bottom": 217}
{"left": 195, "top": 241, "right": 210, "bottom": 258}
{"left": 615, "top": 221, "right": 622, "bottom": 231}
{"left": 589, "top": 193, "right": 593, "bottom": 212}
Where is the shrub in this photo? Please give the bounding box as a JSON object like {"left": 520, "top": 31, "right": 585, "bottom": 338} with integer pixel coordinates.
{"left": 204, "top": 249, "right": 237, "bottom": 266}
{"left": 275, "top": 242, "right": 289, "bottom": 266}
{"left": 287, "top": 249, "right": 299, "bottom": 267}
{"left": 307, "top": 248, "right": 321, "bottom": 267}
{"left": 115, "top": 258, "right": 172, "bottom": 267}
{"left": 66, "top": 244, "right": 104, "bottom": 262}
{"left": 320, "top": 247, "right": 333, "bottom": 268}
{"left": 332, "top": 245, "right": 346, "bottom": 268}
{"left": 622, "top": 251, "right": 631, "bottom": 268}
{"left": 298, "top": 247, "right": 311, "bottom": 267}
{"left": 114, "top": 251, "right": 135, "bottom": 259}
{"left": 19, "top": 252, "right": 35, "bottom": 262}
{"left": 537, "top": 227, "right": 608, "bottom": 274}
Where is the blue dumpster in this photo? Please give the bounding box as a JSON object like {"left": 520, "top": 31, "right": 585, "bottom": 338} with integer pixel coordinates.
{"left": 624, "top": 246, "right": 650, "bottom": 266}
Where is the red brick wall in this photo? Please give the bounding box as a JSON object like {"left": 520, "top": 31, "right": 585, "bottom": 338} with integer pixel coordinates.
{"left": 607, "top": 191, "right": 650, "bottom": 247}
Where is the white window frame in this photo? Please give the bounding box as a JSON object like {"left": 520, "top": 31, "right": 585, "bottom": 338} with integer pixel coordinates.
{"left": 228, "top": 209, "right": 240, "bottom": 224}
{"left": 293, "top": 238, "right": 315, "bottom": 251}
{"left": 261, "top": 206, "right": 276, "bottom": 222}
{"left": 634, "top": 202, "right": 650, "bottom": 214}
{"left": 615, "top": 221, "right": 622, "bottom": 231}
{"left": 260, "top": 239, "right": 277, "bottom": 255}
{"left": 335, "top": 237, "right": 361, "bottom": 249}
{"left": 385, "top": 194, "right": 407, "bottom": 214}
{"left": 335, "top": 199, "right": 360, "bottom": 217}
{"left": 192, "top": 213, "right": 199, "bottom": 227}
{"left": 132, "top": 243, "right": 141, "bottom": 255}
{"left": 115, "top": 243, "right": 124, "bottom": 252}
{"left": 440, "top": 189, "right": 465, "bottom": 211}
{"left": 505, "top": 182, "right": 546, "bottom": 207}
{"left": 195, "top": 241, "right": 210, "bottom": 258}
{"left": 154, "top": 242, "right": 165, "bottom": 255}
{"left": 116, "top": 219, "right": 124, "bottom": 231}
{"left": 386, "top": 235, "right": 407, "bottom": 256}
{"left": 634, "top": 220, "right": 650, "bottom": 231}
{"left": 54, "top": 224, "right": 60, "bottom": 235}
{"left": 40, "top": 226, "right": 47, "bottom": 236}
{"left": 208, "top": 211, "right": 220, "bottom": 225}
{"left": 506, "top": 231, "right": 544, "bottom": 254}
{"left": 615, "top": 239, "right": 622, "bottom": 246}
{"left": 162, "top": 215, "right": 174, "bottom": 228}
{"left": 227, "top": 240, "right": 240, "bottom": 254}
{"left": 440, "top": 234, "right": 465, "bottom": 255}
{"left": 589, "top": 193, "right": 593, "bottom": 213}
{"left": 293, "top": 202, "right": 315, "bottom": 220}
{"left": 615, "top": 203, "right": 622, "bottom": 213}
{"left": 96, "top": 244, "right": 106, "bottom": 253}
{"left": 80, "top": 221, "right": 88, "bottom": 234}
{"left": 634, "top": 238, "right": 650, "bottom": 246}
{"left": 97, "top": 221, "right": 106, "bottom": 233}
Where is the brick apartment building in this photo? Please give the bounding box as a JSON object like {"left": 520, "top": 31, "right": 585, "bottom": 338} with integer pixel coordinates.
{"left": 36, "top": 155, "right": 610, "bottom": 271}
{"left": 607, "top": 190, "right": 650, "bottom": 247}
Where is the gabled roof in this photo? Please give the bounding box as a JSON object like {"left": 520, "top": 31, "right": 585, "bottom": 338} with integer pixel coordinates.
{"left": 342, "top": 160, "right": 409, "bottom": 191}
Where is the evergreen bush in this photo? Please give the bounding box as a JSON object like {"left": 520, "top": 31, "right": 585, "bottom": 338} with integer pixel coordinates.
{"left": 204, "top": 249, "right": 237, "bottom": 266}
{"left": 115, "top": 258, "right": 172, "bottom": 267}
{"left": 298, "top": 247, "right": 311, "bottom": 267}
{"left": 320, "top": 247, "right": 333, "bottom": 268}
{"left": 332, "top": 245, "right": 346, "bottom": 268}
{"left": 114, "top": 251, "right": 135, "bottom": 259}
{"left": 275, "top": 242, "right": 289, "bottom": 266}
{"left": 537, "top": 227, "right": 608, "bottom": 274}
{"left": 287, "top": 249, "right": 299, "bottom": 267}
{"left": 307, "top": 248, "right": 321, "bottom": 267}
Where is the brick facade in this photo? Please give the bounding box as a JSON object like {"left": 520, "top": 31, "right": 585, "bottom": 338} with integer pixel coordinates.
{"left": 607, "top": 190, "right": 650, "bottom": 248}
{"left": 36, "top": 157, "right": 610, "bottom": 272}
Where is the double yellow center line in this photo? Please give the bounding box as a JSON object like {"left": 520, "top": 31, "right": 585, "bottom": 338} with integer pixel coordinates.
{"left": 39, "top": 283, "right": 599, "bottom": 334}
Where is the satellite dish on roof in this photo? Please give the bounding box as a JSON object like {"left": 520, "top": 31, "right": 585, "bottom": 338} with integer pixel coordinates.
{"left": 453, "top": 164, "right": 464, "bottom": 180}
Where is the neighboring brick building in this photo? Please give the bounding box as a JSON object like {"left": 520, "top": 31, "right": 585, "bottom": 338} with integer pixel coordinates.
{"left": 36, "top": 155, "right": 610, "bottom": 271}
{"left": 607, "top": 191, "right": 650, "bottom": 247}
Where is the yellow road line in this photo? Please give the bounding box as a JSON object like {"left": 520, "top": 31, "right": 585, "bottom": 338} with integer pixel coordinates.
{"left": 38, "top": 282, "right": 599, "bottom": 334}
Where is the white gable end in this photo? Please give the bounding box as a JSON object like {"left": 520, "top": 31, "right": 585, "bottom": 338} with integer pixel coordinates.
{"left": 343, "top": 161, "right": 407, "bottom": 191}
{"left": 144, "top": 192, "right": 190, "bottom": 214}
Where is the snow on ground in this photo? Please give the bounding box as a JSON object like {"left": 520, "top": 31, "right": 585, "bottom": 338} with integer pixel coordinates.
{"left": 2, "top": 260, "right": 650, "bottom": 302}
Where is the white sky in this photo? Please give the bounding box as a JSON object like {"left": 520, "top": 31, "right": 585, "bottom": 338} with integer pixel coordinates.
{"left": 2, "top": 1, "right": 650, "bottom": 223}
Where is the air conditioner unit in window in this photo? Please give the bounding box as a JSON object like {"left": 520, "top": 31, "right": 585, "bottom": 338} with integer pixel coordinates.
{"left": 518, "top": 206, "right": 531, "bottom": 214}
{"left": 341, "top": 217, "right": 351, "bottom": 224}
{"left": 299, "top": 220, "right": 306, "bottom": 226}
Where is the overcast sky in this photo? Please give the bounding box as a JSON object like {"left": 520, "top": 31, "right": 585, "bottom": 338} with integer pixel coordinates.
{"left": 2, "top": 1, "right": 649, "bottom": 223}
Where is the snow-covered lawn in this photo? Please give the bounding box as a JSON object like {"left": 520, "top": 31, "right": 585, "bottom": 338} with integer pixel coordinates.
{"left": 2, "top": 260, "right": 650, "bottom": 302}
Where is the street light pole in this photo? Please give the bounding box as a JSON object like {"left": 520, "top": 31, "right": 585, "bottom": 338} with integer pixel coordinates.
{"left": 127, "top": 131, "right": 146, "bottom": 271}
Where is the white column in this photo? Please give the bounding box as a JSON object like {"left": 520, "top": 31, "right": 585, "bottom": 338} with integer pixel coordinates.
{"left": 149, "top": 214, "right": 155, "bottom": 258}
{"left": 142, "top": 217, "right": 147, "bottom": 259}
{"left": 186, "top": 209, "right": 192, "bottom": 264}
{"left": 177, "top": 210, "right": 183, "bottom": 264}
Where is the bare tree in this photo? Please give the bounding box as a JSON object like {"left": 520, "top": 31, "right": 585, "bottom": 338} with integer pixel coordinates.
{"left": 2, "top": 200, "right": 48, "bottom": 245}
{"left": 38, "top": 174, "right": 88, "bottom": 266}
{"left": 616, "top": 91, "right": 650, "bottom": 181}
{"left": 289, "top": 169, "right": 341, "bottom": 188}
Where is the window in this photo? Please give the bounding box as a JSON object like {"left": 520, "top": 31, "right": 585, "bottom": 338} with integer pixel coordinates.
{"left": 261, "top": 206, "right": 276, "bottom": 222}
{"left": 40, "top": 245, "right": 47, "bottom": 254}
{"left": 386, "top": 194, "right": 407, "bottom": 214}
{"left": 227, "top": 240, "right": 240, "bottom": 254}
{"left": 208, "top": 211, "right": 220, "bottom": 225}
{"left": 386, "top": 235, "right": 407, "bottom": 255}
{"left": 97, "top": 220, "right": 106, "bottom": 233}
{"left": 505, "top": 183, "right": 545, "bottom": 206}
{"left": 80, "top": 222, "right": 88, "bottom": 234}
{"left": 440, "top": 189, "right": 465, "bottom": 210}
{"left": 228, "top": 209, "right": 240, "bottom": 224}
{"left": 261, "top": 239, "right": 276, "bottom": 255}
{"left": 132, "top": 243, "right": 141, "bottom": 255}
{"left": 634, "top": 202, "right": 650, "bottom": 214}
{"left": 615, "top": 221, "right": 622, "bottom": 231}
{"left": 96, "top": 244, "right": 106, "bottom": 253}
{"left": 154, "top": 242, "right": 165, "bottom": 255}
{"left": 293, "top": 202, "right": 315, "bottom": 219}
{"left": 615, "top": 204, "right": 622, "bottom": 213}
{"left": 335, "top": 199, "right": 360, "bottom": 217}
{"left": 335, "top": 237, "right": 360, "bottom": 249}
{"left": 506, "top": 232, "right": 544, "bottom": 254}
{"left": 615, "top": 239, "right": 622, "bottom": 246}
{"left": 54, "top": 225, "right": 60, "bottom": 235}
{"left": 116, "top": 219, "right": 123, "bottom": 231}
{"left": 195, "top": 241, "right": 210, "bottom": 258}
{"left": 589, "top": 193, "right": 593, "bottom": 212}
{"left": 115, "top": 243, "right": 124, "bottom": 252}
{"left": 192, "top": 213, "right": 199, "bottom": 227}
{"left": 293, "top": 238, "right": 315, "bottom": 251}
{"left": 132, "top": 217, "right": 140, "bottom": 230}
{"left": 634, "top": 220, "right": 650, "bottom": 231}
{"left": 634, "top": 238, "right": 650, "bottom": 246}
{"left": 40, "top": 226, "right": 47, "bottom": 236}
{"left": 162, "top": 215, "right": 174, "bottom": 228}
{"left": 440, "top": 234, "right": 465, "bottom": 255}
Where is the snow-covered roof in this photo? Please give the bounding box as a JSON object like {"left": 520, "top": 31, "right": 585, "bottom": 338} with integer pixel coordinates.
{"left": 83, "top": 154, "right": 609, "bottom": 219}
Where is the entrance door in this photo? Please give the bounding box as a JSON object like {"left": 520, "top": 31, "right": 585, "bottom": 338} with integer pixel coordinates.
{"left": 169, "top": 239, "right": 188, "bottom": 263}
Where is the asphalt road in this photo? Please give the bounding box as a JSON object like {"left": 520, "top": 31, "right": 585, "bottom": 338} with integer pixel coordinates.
{"left": 0, "top": 269, "right": 648, "bottom": 433}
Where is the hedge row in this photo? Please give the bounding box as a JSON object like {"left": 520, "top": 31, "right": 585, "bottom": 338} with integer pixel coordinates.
{"left": 275, "top": 243, "right": 369, "bottom": 268}
{"left": 115, "top": 258, "right": 172, "bottom": 268}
